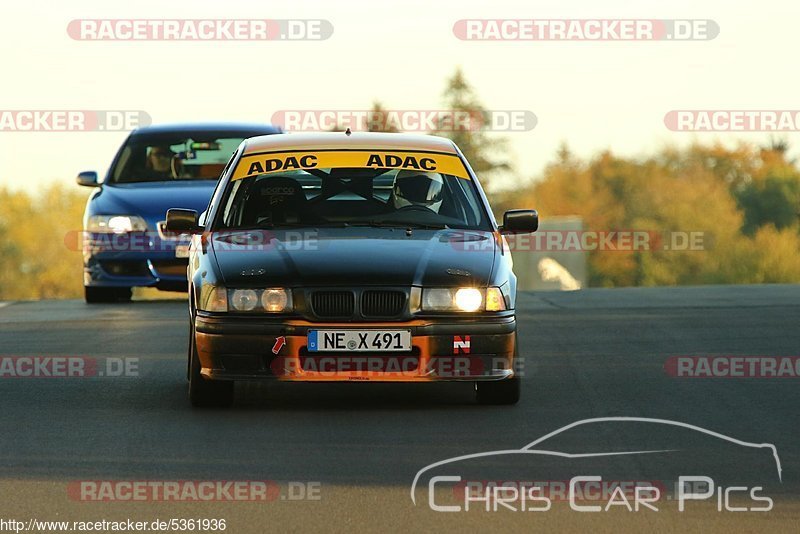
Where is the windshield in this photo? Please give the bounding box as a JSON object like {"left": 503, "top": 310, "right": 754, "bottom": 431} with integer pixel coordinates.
{"left": 216, "top": 167, "right": 492, "bottom": 231}
{"left": 110, "top": 136, "right": 245, "bottom": 183}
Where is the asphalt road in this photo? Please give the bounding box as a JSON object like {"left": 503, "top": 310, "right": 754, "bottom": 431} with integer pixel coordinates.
{"left": 0, "top": 285, "right": 798, "bottom": 533}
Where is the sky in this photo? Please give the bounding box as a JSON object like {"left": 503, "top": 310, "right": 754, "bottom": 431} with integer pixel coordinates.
{"left": 0, "top": 0, "right": 798, "bottom": 194}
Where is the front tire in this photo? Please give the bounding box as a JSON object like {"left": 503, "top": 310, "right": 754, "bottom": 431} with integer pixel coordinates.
{"left": 188, "top": 323, "right": 234, "bottom": 408}
{"left": 84, "top": 286, "right": 132, "bottom": 304}
{"left": 476, "top": 376, "right": 520, "bottom": 405}
{"left": 476, "top": 333, "right": 521, "bottom": 405}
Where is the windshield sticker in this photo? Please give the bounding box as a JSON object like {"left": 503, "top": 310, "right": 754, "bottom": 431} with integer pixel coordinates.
{"left": 232, "top": 150, "right": 470, "bottom": 181}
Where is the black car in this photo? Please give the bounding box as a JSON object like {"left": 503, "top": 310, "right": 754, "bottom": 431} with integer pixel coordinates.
{"left": 165, "top": 132, "right": 538, "bottom": 407}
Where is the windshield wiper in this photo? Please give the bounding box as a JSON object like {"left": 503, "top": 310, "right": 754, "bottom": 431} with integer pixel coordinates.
{"left": 255, "top": 221, "right": 353, "bottom": 229}
{"left": 347, "top": 221, "right": 449, "bottom": 230}
{"left": 255, "top": 222, "right": 317, "bottom": 229}
{"left": 250, "top": 221, "right": 449, "bottom": 230}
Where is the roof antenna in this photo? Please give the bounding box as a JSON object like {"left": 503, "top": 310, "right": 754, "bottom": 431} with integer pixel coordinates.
{"left": 345, "top": 127, "right": 352, "bottom": 136}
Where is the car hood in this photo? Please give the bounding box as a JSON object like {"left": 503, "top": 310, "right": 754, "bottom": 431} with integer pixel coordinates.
{"left": 88, "top": 182, "right": 216, "bottom": 225}
{"left": 211, "top": 228, "right": 498, "bottom": 287}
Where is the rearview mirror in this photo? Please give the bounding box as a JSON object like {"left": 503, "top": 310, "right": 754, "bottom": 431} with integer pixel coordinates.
{"left": 165, "top": 208, "right": 201, "bottom": 234}
{"left": 501, "top": 209, "right": 539, "bottom": 233}
{"left": 76, "top": 171, "right": 98, "bottom": 187}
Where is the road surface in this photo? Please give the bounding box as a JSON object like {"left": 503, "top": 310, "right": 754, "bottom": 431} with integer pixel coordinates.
{"left": 0, "top": 285, "right": 798, "bottom": 532}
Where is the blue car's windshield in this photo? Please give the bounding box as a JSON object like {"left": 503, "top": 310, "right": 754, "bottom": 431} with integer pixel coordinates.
{"left": 111, "top": 137, "right": 245, "bottom": 183}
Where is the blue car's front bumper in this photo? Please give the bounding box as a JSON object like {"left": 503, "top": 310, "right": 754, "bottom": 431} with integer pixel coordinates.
{"left": 83, "top": 231, "right": 190, "bottom": 291}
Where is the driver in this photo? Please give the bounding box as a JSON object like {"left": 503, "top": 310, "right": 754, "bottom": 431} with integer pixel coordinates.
{"left": 145, "top": 145, "right": 177, "bottom": 179}
{"left": 391, "top": 170, "right": 444, "bottom": 213}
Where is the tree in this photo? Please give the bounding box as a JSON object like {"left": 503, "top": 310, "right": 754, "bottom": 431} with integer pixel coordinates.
{"left": 734, "top": 142, "right": 800, "bottom": 235}
{"left": 433, "top": 68, "right": 510, "bottom": 190}
{"left": 737, "top": 177, "right": 800, "bottom": 235}
{"left": 0, "top": 184, "right": 86, "bottom": 300}
{"left": 366, "top": 101, "right": 398, "bottom": 132}
{"left": 521, "top": 144, "right": 799, "bottom": 287}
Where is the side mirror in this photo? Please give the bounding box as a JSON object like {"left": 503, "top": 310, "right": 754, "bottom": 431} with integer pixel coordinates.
{"left": 76, "top": 171, "right": 99, "bottom": 187}
{"left": 501, "top": 209, "right": 538, "bottom": 233}
{"left": 165, "top": 208, "right": 201, "bottom": 234}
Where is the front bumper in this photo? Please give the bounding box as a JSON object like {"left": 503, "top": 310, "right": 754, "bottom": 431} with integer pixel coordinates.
{"left": 82, "top": 232, "right": 189, "bottom": 291}
{"left": 194, "top": 314, "right": 517, "bottom": 382}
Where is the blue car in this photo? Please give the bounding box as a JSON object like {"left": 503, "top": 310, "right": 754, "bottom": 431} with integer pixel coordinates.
{"left": 77, "top": 123, "right": 281, "bottom": 303}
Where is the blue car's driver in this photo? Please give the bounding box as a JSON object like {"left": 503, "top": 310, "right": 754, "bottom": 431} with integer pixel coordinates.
{"left": 145, "top": 145, "right": 179, "bottom": 180}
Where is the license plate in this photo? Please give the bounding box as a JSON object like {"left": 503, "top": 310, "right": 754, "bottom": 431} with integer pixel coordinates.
{"left": 307, "top": 330, "right": 412, "bottom": 352}
{"left": 175, "top": 244, "right": 190, "bottom": 258}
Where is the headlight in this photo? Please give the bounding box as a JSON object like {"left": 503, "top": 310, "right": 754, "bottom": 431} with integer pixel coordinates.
{"left": 199, "top": 286, "right": 293, "bottom": 313}
{"left": 422, "top": 289, "right": 455, "bottom": 311}
{"left": 230, "top": 289, "right": 259, "bottom": 311}
{"left": 454, "top": 288, "right": 483, "bottom": 312}
{"left": 262, "top": 289, "right": 291, "bottom": 312}
{"left": 230, "top": 288, "right": 292, "bottom": 313}
{"left": 421, "top": 287, "right": 507, "bottom": 312}
{"left": 87, "top": 215, "right": 147, "bottom": 234}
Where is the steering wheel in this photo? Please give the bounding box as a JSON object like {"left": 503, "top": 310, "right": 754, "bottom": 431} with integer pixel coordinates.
{"left": 394, "top": 204, "right": 436, "bottom": 214}
{"left": 170, "top": 156, "right": 185, "bottom": 179}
